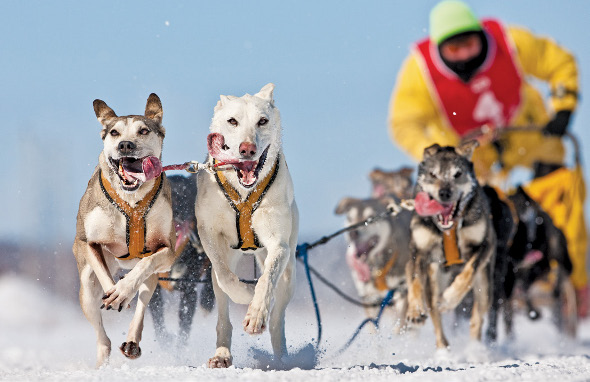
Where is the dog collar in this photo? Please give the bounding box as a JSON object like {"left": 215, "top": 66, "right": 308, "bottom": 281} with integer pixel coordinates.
{"left": 99, "top": 169, "right": 163, "bottom": 260}
{"left": 214, "top": 155, "right": 280, "bottom": 251}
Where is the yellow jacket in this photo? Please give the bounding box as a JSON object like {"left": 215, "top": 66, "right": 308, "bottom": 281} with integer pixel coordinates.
{"left": 388, "top": 24, "right": 578, "bottom": 172}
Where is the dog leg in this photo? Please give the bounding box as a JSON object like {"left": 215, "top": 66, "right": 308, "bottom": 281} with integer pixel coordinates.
{"left": 405, "top": 256, "right": 428, "bottom": 324}
{"left": 268, "top": 254, "right": 296, "bottom": 360}
{"left": 470, "top": 270, "right": 490, "bottom": 341}
{"left": 81, "top": 241, "right": 116, "bottom": 296}
{"left": 243, "top": 242, "right": 291, "bottom": 335}
{"left": 208, "top": 270, "right": 233, "bottom": 368}
{"left": 200, "top": 232, "right": 255, "bottom": 304}
{"left": 428, "top": 264, "right": 449, "bottom": 348}
{"left": 148, "top": 284, "right": 167, "bottom": 342}
{"left": 392, "top": 291, "right": 408, "bottom": 334}
{"left": 102, "top": 246, "right": 175, "bottom": 311}
{"left": 78, "top": 265, "right": 111, "bottom": 367}
{"left": 438, "top": 256, "right": 477, "bottom": 312}
{"left": 119, "top": 273, "right": 159, "bottom": 359}
{"left": 178, "top": 281, "right": 198, "bottom": 345}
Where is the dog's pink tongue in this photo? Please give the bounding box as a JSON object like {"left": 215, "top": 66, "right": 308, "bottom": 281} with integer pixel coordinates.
{"left": 346, "top": 250, "right": 371, "bottom": 283}
{"left": 207, "top": 133, "right": 239, "bottom": 163}
{"left": 414, "top": 191, "right": 445, "bottom": 216}
{"left": 142, "top": 156, "right": 162, "bottom": 181}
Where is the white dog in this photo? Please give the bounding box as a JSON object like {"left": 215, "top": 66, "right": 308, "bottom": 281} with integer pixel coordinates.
{"left": 195, "top": 83, "right": 299, "bottom": 368}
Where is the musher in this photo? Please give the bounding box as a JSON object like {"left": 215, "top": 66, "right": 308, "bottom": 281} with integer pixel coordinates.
{"left": 387, "top": 0, "right": 588, "bottom": 315}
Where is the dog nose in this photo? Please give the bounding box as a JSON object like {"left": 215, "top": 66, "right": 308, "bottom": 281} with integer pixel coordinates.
{"left": 239, "top": 142, "right": 257, "bottom": 159}
{"left": 118, "top": 141, "right": 136, "bottom": 154}
{"left": 438, "top": 188, "right": 452, "bottom": 202}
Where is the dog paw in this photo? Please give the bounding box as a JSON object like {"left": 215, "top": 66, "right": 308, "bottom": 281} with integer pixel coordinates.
{"left": 119, "top": 342, "right": 141, "bottom": 359}
{"left": 242, "top": 303, "right": 268, "bottom": 334}
{"left": 406, "top": 303, "right": 428, "bottom": 324}
{"left": 102, "top": 280, "right": 136, "bottom": 311}
{"left": 208, "top": 355, "right": 232, "bottom": 368}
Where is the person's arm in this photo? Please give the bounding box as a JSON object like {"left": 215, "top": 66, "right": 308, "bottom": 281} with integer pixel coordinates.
{"left": 388, "top": 53, "right": 458, "bottom": 160}
{"left": 508, "top": 25, "right": 578, "bottom": 135}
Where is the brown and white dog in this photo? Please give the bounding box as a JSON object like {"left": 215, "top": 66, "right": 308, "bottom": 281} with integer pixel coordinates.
{"left": 73, "top": 94, "right": 177, "bottom": 367}
{"left": 406, "top": 141, "right": 496, "bottom": 349}
{"left": 195, "top": 84, "right": 298, "bottom": 368}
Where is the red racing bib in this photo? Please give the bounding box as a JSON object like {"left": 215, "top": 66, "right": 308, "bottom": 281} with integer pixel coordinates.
{"left": 415, "top": 19, "right": 522, "bottom": 137}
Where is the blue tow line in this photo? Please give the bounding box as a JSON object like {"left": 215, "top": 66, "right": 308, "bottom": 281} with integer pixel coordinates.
{"left": 336, "top": 289, "right": 395, "bottom": 355}
{"left": 296, "top": 243, "right": 322, "bottom": 347}
{"left": 296, "top": 243, "right": 395, "bottom": 354}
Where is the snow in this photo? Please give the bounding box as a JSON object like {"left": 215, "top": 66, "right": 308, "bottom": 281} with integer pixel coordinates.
{"left": 2, "top": 270, "right": 590, "bottom": 381}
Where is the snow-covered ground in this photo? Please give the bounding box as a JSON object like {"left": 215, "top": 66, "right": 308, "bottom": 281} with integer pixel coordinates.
{"left": 2, "top": 265, "right": 590, "bottom": 381}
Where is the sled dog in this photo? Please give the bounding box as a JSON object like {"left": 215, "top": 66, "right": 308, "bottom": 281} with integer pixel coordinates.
{"left": 335, "top": 196, "right": 410, "bottom": 331}
{"left": 406, "top": 141, "right": 495, "bottom": 348}
{"left": 195, "top": 83, "right": 298, "bottom": 367}
{"left": 369, "top": 167, "right": 414, "bottom": 199}
{"left": 73, "top": 94, "right": 177, "bottom": 367}
{"left": 149, "top": 174, "right": 215, "bottom": 345}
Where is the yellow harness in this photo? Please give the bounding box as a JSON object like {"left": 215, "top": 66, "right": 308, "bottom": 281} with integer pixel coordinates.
{"left": 215, "top": 156, "right": 280, "bottom": 251}
{"left": 99, "top": 170, "right": 163, "bottom": 260}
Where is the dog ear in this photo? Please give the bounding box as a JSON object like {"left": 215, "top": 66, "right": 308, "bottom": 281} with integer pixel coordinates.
{"left": 93, "top": 99, "right": 117, "bottom": 125}
{"left": 335, "top": 197, "right": 359, "bottom": 215}
{"left": 423, "top": 144, "right": 441, "bottom": 159}
{"left": 456, "top": 140, "right": 479, "bottom": 159}
{"left": 399, "top": 167, "right": 414, "bottom": 177}
{"left": 215, "top": 95, "right": 237, "bottom": 112}
{"left": 255, "top": 83, "right": 275, "bottom": 102}
{"left": 145, "top": 93, "right": 163, "bottom": 124}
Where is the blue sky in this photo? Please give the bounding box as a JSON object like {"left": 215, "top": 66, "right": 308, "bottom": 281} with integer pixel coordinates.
{"left": 2, "top": 1, "right": 590, "bottom": 246}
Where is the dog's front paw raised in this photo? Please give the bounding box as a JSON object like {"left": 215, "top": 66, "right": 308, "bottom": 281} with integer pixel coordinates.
{"left": 242, "top": 302, "right": 268, "bottom": 334}
{"left": 406, "top": 301, "right": 428, "bottom": 324}
{"left": 101, "top": 280, "right": 136, "bottom": 311}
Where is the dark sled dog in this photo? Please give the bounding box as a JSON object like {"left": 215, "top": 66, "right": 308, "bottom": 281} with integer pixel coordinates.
{"left": 148, "top": 174, "right": 215, "bottom": 345}
{"left": 485, "top": 185, "right": 575, "bottom": 340}
{"left": 405, "top": 141, "right": 496, "bottom": 348}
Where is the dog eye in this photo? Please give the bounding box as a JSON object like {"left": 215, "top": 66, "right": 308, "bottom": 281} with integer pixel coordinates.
{"left": 429, "top": 171, "right": 437, "bottom": 178}
{"left": 110, "top": 130, "right": 119, "bottom": 137}
{"left": 258, "top": 117, "right": 268, "bottom": 126}
{"left": 227, "top": 118, "right": 238, "bottom": 126}
{"left": 454, "top": 171, "right": 462, "bottom": 178}
{"left": 139, "top": 128, "right": 150, "bottom": 135}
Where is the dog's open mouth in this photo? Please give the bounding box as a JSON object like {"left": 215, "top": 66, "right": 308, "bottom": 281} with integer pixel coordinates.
{"left": 415, "top": 191, "right": 459, "bottom": 229}
{"left": 232, "top": 146, "right": 269, "bottom": 188}
{"left": 436, "top": 201, "right": 458, "bottom": 229}
{"left": 346, "top": 234, "right": 379, "bottom": 283}
{"left": 108, "top": 156, "right": 160, "bottom": 191}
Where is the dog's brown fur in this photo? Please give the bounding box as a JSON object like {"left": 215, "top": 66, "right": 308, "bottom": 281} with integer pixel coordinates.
{"left": 73, "top": 94, "right": 177, "bottom": 367}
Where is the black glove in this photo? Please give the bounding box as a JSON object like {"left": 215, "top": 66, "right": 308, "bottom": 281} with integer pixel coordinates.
{"left": 543, "top": 110, "right": 572, "bottom": 137}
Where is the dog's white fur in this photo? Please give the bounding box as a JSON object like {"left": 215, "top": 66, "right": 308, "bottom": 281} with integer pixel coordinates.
{"left": 73, "top": 95, "right": 176, "bottom": 367}
{"left": 195, "top": 83, "right": 299, "bottom": 367}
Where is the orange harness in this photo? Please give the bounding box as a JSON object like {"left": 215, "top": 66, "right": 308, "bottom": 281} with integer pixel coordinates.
{"left": 443, "top": 226, "right": 464, "bottom": 267}
{"left": 374, "top": 251, "right": 399, "bottom": 291}
{"left": 99, "top": 170, "right": 163, "bottom": 260}
{"left": 215, "top": 156, "right": 280, "bottom": 251}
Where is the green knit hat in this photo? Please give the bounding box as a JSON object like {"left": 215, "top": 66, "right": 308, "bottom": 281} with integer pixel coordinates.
{"left": 430, "top": 0, "right": 482, "bottom": 45}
